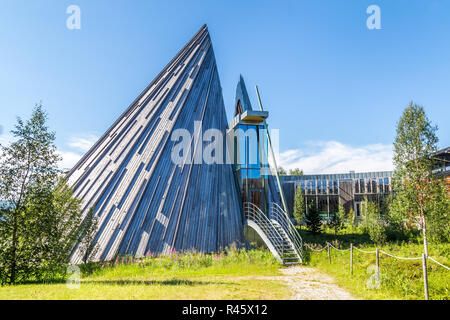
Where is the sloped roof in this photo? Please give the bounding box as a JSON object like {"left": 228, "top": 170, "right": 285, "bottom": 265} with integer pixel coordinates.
{"left": 235, "top": 75, "right": 253, "bottom": 115}
{"left": 68, "top": 25, "right": 244, "bottom": 263}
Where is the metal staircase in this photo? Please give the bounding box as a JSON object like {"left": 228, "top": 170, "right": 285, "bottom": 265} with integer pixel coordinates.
{"left": 244, "top": 202, "right": 303, "bottom": 265}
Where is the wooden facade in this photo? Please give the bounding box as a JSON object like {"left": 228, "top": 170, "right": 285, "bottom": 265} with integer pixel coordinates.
{"left": 280, "top": 172, "right": 393, "bottom": 218}
{"left": 68, "top": 25, "right": 245, "bottom": 263}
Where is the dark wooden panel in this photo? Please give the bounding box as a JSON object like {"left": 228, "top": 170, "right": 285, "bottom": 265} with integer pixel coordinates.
{"left": 67, "top": 25, "right": 244, "bottom": 263}
{"left": 339, "top": 181, "right": 354, "bottom": 214}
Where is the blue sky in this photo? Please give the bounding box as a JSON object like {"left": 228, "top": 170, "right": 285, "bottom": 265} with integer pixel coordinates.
{"left": 0, "top": 0, "right": 449, "bottom": 173}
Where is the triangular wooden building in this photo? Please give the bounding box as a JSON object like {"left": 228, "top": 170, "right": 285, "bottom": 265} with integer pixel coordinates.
{"left": 67, "top": 25, "right": 245, "bottom": 263}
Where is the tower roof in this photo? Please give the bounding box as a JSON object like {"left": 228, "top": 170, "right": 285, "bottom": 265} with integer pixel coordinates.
{"left": 235, "top": 75, "right": 253, "bottom": 115}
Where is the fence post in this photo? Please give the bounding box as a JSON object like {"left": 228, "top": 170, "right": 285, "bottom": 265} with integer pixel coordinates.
{"left": 376, "top": 248, "right": 380, "bottom": 282}
{"left": 422, "top": 253, "right": 429, "bottom": 300}
{"left": 350, "top": 243, "right": 353, "bottom": 276}
{"left": 327, "top": 242, "right": 331, "bottom": 264}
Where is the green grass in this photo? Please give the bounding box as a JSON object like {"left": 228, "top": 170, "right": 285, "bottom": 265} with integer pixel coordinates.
{"left": 299, "top": 227, "right": 450, "bottom": 300}
{"left": 0, "top": 249, "right": 291, "bottom": 300}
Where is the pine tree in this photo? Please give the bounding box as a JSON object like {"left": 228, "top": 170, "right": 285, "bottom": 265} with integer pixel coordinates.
{"left": 330, "top": 204, "right": 346, "bottom": 235}
{"left": 305, "top": 203, "right": 322, "bottom": 234}
{"left": 277, "top": 166, "right": 287, "bottom": 175}
{"left": 288, "top": 168, "right": 304, "bottom": 176}
{"left": 348, "top": 208, "right": 356, "bottom": 228}
{"left": 293, "top": 185, "right": 305, "bottom": 226}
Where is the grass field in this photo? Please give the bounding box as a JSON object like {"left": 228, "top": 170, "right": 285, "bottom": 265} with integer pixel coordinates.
{"left": 1, "top": 230, "right": 448, "bottom": 300}
{"left": 0, "top": 249, "right": 291, "bottom": 300}
{"left": 299, "top": 228, "right": 450, "bottom": 300}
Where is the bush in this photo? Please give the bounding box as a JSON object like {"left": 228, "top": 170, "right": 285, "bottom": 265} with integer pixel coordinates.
{"left": 362, "top": 201, "right": 387, "bottom": 245}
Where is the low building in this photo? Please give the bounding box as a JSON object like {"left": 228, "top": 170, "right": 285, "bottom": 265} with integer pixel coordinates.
{"left": 432, "top": 147, "right": 450, "bottom": 195}
{"left": 280, "top": 171, "right": 393, "bottom": 218}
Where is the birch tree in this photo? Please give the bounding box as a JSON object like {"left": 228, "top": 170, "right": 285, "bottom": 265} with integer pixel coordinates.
{"left": 390, "top": 102, "right": 444, "bottom": 256}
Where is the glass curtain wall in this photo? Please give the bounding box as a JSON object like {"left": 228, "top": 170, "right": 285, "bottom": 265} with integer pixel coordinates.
{"left": 296, "top": 177, "right": 390, "bottom": 217}
{"left": 234, "top": 124, "right": 269, "bottom": 215}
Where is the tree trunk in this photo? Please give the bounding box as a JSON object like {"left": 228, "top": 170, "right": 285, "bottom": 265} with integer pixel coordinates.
{"left": 422, "top": 214, "right": 428, "bottom": 257}
{"left": 10, "top": 151, "right": 32, "bottom": 285}
{"left": 10, "top": 210, "right": 18, "bottom": 284}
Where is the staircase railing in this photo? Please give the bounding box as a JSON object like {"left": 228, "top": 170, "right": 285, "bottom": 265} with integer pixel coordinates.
{"left": 244, "top": 202, "right": 286, "bottom": 261}
{"left": 270, "top": 202, "right": 303, "bottom": 263}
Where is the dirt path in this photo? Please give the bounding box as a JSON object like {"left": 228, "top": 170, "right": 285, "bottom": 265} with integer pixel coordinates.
{"left": 277, "top": 266, "right": 357, "bottom": 300}
{"left": 247, "top": 266, "right": 357, "bottom": 300}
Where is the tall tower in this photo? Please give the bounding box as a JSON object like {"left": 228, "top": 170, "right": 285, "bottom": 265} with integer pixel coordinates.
{"left": 68, "top": 25, "right": 244, "bottom": 263}
{"left": 228, "top": 75, "right": 282, "bottom": 216}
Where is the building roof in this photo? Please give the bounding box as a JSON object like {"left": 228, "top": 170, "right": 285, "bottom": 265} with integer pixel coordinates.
{"left": 433, "top": 147, "right": 450, "bottom": 162}
{"left": 280, "top": 171, "right": 393, "bottom": 182}
{"left": 235, "top": 75, "right": 253, "bottom": 115}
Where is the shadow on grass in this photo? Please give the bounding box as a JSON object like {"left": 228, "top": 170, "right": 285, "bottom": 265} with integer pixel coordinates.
{"left": 298, "top": 229, "right": 373, "bottom": 247}
{"left": 13, "top": 278, "right": 67, "bottom": 285}
{"left": 82, "top": 279, "right": 235, "bottom": 286}
{"left": 5, "top": 278, "right": 236, "bottom": 287}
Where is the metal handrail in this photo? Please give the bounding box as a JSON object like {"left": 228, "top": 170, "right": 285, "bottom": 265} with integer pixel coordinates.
{"left": 270, "top": 202, "right": 303, "bottom": 263}
{"left": 244, "top": 202, "right": 286, "bottom": 259}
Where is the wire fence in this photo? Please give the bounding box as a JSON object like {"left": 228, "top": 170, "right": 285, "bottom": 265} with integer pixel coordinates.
{"left": 428, "top": 256, "right": 450, "bottom": 271}
{"left": 379, "top": 250, "right": 421, "bottom": 260}
{"left": 304, "top": 242, "right": 449, "bottom": 300}
{"left": 304, "top": 243, "right": 327, "bottom": 252}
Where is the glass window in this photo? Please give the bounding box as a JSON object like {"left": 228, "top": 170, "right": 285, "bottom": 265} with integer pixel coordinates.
{"left": 318, "top": 180, "right": 326, "bottom": 194}
{"left": 318, "top": 196, "right": 328, "bottom": 214}
{"left": 300, "top": 181, "right": 305, "bottom": 192}
{"left": 329, "top": 196, "right": 339, "bottom": 214}
{"left": 246, "top": 126, "right": 258, "bottom": 168}
{"left": 328, "top": 180, "right": 333, "bottom": 194}
{"left": 354, "top": 179, "right": 360, "bottom": 193}
{"left": 307, "top": 181, "right": 316, "bottom": 195}
{"left": 360, "top": 179, "right": 365, "bottom": 193}
{"left": 372, "top": 179, "right": 377, "bottom": 193}
{"left": 237, "top": 127, "right": 246, "bottom": 167}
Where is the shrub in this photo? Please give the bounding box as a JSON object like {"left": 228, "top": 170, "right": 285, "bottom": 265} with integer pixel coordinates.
{"left": 363, "top": 201, "right": 387, "bottom": 245}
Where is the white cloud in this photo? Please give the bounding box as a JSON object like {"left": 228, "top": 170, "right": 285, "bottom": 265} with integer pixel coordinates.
{"left": 277, "top": 141, "right": 393, "bottom": 174}
{"left": 59, "top": 134, "right": 99, "bottom": 170}
{"left": 58, "top": 151, "right": 83, "bottom": 171}
{"left": 0, "top": 133, "right": 12, "bottom": 147}
{"left": 68, "top": 134, "right": 98, "bottom": 153}
{"left": 0, "top": 131, "right": 97, "bottom": 171}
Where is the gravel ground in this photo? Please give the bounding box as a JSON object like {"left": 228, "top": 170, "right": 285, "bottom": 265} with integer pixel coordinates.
{"left": 247, "top": 266, "right": 358, "bottom": 300}
{"left": 277, "top": 266, "right": 357, "bottom": 300}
